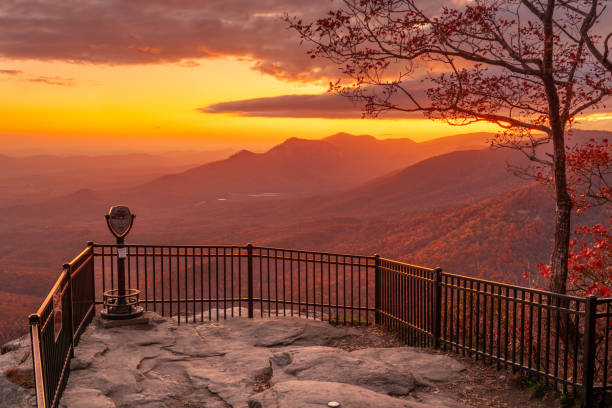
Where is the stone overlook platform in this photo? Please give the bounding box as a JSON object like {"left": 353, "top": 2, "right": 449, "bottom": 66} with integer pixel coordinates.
{"left": 56, "top": 309, "right": 466, "bottom": 408}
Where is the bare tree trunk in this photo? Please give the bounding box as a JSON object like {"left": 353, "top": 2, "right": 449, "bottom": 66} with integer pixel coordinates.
{"left": 542, "top": 0, "right": 571, "bottom": 295}
{"left": 546, "top": 123, "right": 577, "bottom": 347}
{"left": 548, "top": 130, "right": 572, "bottom": 295}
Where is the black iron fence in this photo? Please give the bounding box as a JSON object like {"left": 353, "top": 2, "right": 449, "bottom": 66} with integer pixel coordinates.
{"left": 439, "top": 273, "right": 590, "bottom": 400}
{"left": 93, "top": 244, "right": 375, "bottom": 324}
{"left": 29, "top": 243, "right": 611, "bottom": 407}
{"left": 28, "top": 245, "right": 95, "bottom": 408}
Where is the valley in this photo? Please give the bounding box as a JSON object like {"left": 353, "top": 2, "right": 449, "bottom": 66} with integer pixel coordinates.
{"left": 0, "top": 130, "right": 608, "bottom": 344}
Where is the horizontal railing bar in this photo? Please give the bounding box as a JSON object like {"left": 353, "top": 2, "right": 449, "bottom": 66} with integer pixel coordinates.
{"left": 108, "top": 297, "right": 375, "bottom": 312}
{"left": 378, "top": 266, "right": 435, "bottom": 281}
{"left": 252, "top": 254, "right": 373, "bottom": 267}
{"left": 94, "top": 252, "right": 373, "bottom": 268}
{"left": 139, "top": 297, "right": 250, "bottom": 304}
{"left": 377, "top": 309, "right": 432, "bottom": 335}
{"left": 441, "top": 272, "right": 586, "bottom": 302}
{"left": 92, "top": 243, "right": 376, "bottom": 260}
{"left": 35, "top": 269, "right": 67, "bottom": 318}
{"left": 258, "top": 299, "right": 374, "bottom": 311}
{"left": 252, "top": 245, "right": 375, "bottom": 259}
{"left": 442, "top": 282, "right": 585, "bottom": 314}
{"left": 92, "top": 243, "right": 247, "bottom": 249}
{"left": 378, "top": 257, "right": 436, "bottom": 271}
{"left": 67, "top": 246, "right": 93, "bottom": 268}
{"left": 94, "top": 252, "right": 248, "bottom": 259}
{"left": 70, "top": 254, "right": 93, "bottom": 279}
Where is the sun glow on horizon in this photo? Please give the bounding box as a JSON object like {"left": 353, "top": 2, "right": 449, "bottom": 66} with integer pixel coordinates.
{"left": 2, "top": 56, "right": 605, "bottom": 155}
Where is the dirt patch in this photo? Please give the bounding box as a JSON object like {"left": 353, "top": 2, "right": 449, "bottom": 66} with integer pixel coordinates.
{"left": 429, "top": 352, "right": 563, "bottom": 408}
{"left": 4, "top": 367, "right": 35, "bottom": 389}
{"left": 339, "top": 326, "right": 562, "bottom": 408}
{"left": 329, "top": 325, "right": 405, "bottom": 351}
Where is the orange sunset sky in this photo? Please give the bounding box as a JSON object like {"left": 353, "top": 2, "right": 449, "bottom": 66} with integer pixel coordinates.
{"left": 1, "top": 0, "right": 611, "bottom": 155}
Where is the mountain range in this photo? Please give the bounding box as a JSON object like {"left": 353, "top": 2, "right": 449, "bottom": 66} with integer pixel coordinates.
{"left": 128, "top": 132, "right": 492, "bottom": 205}
{"left": 0, "top": 129, "right": 609, "bottom": 343}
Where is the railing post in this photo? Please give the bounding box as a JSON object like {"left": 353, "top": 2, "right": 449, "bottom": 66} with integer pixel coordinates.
{"left": 29, "top": 314, "right": 46, "bottom": 408}
{"left": 374, "top": 254, "right": 380, "bottom": 325}
{"left": 64, "top": 263, "right": 75, "bottom": 358}
{"left": 87, "top": 242, "right": 95, "bottom": 311}
{"left": 247, "top": 244, "right": 254, "bottom": 319}
{"left": 582, "top": 295, "right": 597, "bottom": 408}
{"left": 432, "top": 267, "right": 443, "bottom": 349}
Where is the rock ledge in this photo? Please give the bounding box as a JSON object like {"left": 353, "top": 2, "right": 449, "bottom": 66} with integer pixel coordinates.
{"left": 3, "top": 309, "right": 467, "bottom": 408}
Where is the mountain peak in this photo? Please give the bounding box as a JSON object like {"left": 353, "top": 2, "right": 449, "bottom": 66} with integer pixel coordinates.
{"left": 324, "top": 132, "right": 418, "bottom": 146}
{"left": 323, "top": 132, "right": 376, "bottom": 143}
{"left": 266, "top": 137, "right": 330, "bottom": 155}
{"left": 229, "top": 149, "right": 256, "bottom": 159}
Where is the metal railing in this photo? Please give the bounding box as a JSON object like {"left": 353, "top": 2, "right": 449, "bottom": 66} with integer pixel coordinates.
{"left": 28, "top": 243, "right": 611, "bottom": 407}
{"left": 93, "top": 244, "right": 376, "bottom": 324}
{"left": 439, "top": 272, "right": 590, "bottom": 401}
{"left": 28, "top": 245, "right": 95, "bottom": 408}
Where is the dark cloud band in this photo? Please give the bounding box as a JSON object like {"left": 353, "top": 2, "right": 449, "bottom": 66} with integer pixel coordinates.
{"left": 199, "top": 93, "right": 425, "bottom": 119}
{"left": 0, "top": 0, "right": 337, "bottom": 81}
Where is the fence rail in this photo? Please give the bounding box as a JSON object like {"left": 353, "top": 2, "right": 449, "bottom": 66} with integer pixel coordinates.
{"left": 92, "top": 244, "right": 376, "bottom": 324}
{"left": 29, "top": 245, "right": 95, "bottom": 408}
{"left": 29, "top": 243, "right": 611, "bottom": 407}
{"left": 439, "top": 272, "right": 589, "bottom": 397}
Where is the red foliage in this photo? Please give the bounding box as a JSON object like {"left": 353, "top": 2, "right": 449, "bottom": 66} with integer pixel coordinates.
{"left": 287, "top": 0, "right": 612, "bottom": 295}
{"left": 566, "top": 138, "right": 611, "bottom": 212}
{"left": 531, "top": 137, "right": 611, "bottom": 295}
{"left": 288, "top": 0, "right": 611, "bottom": 130}
{"left": 567, "top": 217, "right": 612, "bottom": 296}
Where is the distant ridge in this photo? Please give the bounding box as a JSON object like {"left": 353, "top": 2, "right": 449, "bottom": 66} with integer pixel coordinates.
{"left": 306, "top": 148, "right": 530, "bottom": 218}
{"left": 0, "top": 188, "right": 107, "bottom": 219}
{"left": 132, "top": 132, "right": 491, "bottom": 204}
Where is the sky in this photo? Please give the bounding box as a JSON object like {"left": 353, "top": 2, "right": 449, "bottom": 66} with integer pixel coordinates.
{"left": 1, "top": 0, "right": 610, "bottom": 155}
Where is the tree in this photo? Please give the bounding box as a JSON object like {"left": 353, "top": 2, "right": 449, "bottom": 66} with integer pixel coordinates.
{"left": 566, "top": 137, "right": 611, "bottom": 211}
{"left": 565, "top": 137, "right": 611, "bottom": 296}
{"left": 287, "top": 0, "right": 612, "bottom": 294}
{"left": 568, "top": 216, "right": 611, "bottom": 295}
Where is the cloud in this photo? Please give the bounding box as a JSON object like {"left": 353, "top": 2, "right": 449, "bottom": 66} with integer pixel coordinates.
{"left": 200, "top": 94, "right": 362, "bottom": 118}
{"left": 201, "top": 77, "right": 431, "bottom": 118}
{"left": 200, "top": 71, "right": 609, "bottom": 119}
{"left": 199, "top": 93, "right": 424, "bottom": 119}
{"left": 0, "top": 68, "right": 74, "bottom": 85}
{"left": 0, "top": 0, "right": 339, "bottom": 81}
{"left": 4, "top": 0, "right": 610, "bottom": 85}
{"left": 27, "top": 76, "right": 75, "bottom": 86}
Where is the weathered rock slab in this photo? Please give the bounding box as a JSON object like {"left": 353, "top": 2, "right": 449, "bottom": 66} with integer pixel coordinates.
{"left": 270, "top": 346, "right": 416, "bottom": 395}
{"left": 351, "top": 348, "right": 466, "bottom": 386}
{"left": 248, "top": 380, "right": 447, "bottom": 408}
{"left": 57, "top": 310, "right": 467, "bottom": 407}
{"left": 0, "top": 335, "right": 36, "bottom": 408}
{"left": 195, "top": 315, "right": 361, "bottom": 348}
{"left": 60, "top": 387, "right": 116, "bottom": 408}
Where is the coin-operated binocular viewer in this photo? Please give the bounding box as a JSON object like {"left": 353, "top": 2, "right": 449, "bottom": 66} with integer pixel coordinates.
{"left": 101, "top": 206, "right": 144, "bottom": 320}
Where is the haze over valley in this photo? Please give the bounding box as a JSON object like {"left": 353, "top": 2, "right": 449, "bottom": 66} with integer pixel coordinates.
{"left": 1, "top": 129, "right": 608, "bottom": 343}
